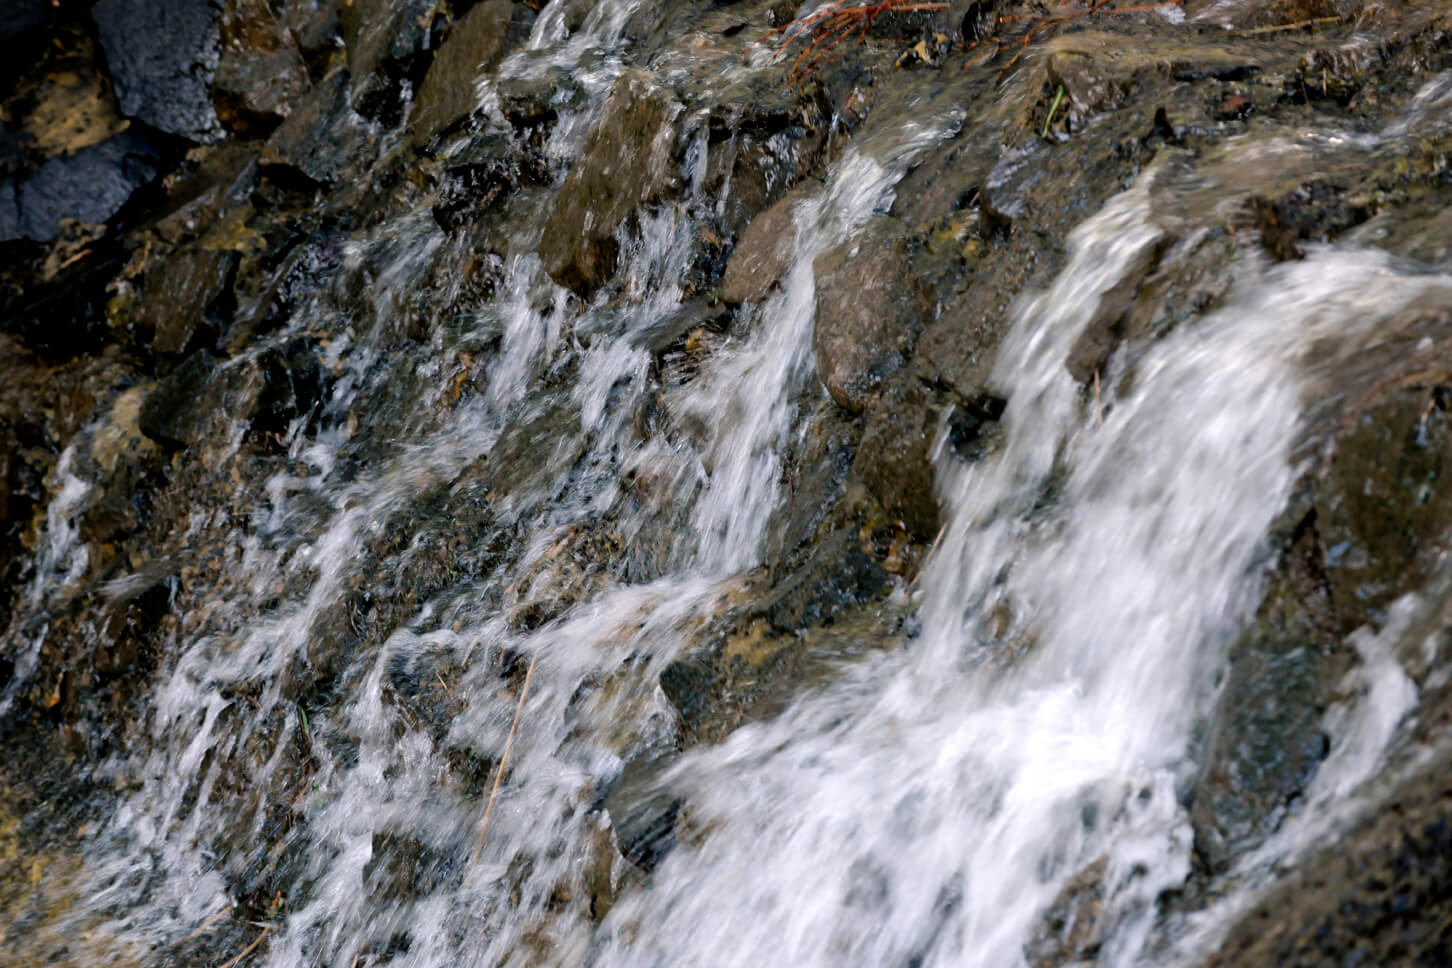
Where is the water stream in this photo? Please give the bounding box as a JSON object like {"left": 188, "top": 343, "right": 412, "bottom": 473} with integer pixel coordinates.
{"left": 9, "top": 3, "right": 1452, "bottom": 967}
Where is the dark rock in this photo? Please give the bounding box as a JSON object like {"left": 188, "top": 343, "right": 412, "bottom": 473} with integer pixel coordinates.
{"left": 1190, "top": 506, "right": 1346, "bottom": 872}
{"left": 92, "top": 0, "right": 225, "bottom": 143}
{"left": 135, "top": 243, "right": 238, "bottom": 355}
{"left": 761, "top": 525, "right": 889, "bottom": 632}
{"left": 409, "top": 0, "right": 514, "bottom": 148}
{"left": 211, "top": 0, "right": 312, "bottom": 135}
{"left": 853, "top": 375, "right": 1003, "bottom": 540}
{"left": 602, "top": 755, "right": 680, "bottom": 872}
{"left": 430, "top": 135, "right": 550, "bottom": 232}
{"left": 10, "top": 130, "right": 164, "bottom": 242}
{"left": 539, "top": 70, "right": 682, "bottom": 295}
{"left": 339, "top": 0, "right": 440, "bottom": 121}
{"left": 812, "top": 217, "right": 933, "bottom": 413}
{"left": 1201, "top": 749, "right": 1452, "bottom": 968}
{"left": 139, "top": 351, "right": 218, "bottom": 449}
{"left": 718, "top": 186, "right": 806, "bottom": 305}
{"left": 262, "top": 70, "right": 371, "bottom": 186}
{"left": 1317, "top": 378, "right": 1452, "bottom": 634}
{"left": 250, "top": 339, "right": 328, "bottom": 438}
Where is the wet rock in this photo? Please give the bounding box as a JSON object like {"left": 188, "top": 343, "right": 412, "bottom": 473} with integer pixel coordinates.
{"left": 812, "top": 217, "right": 933, "bottom": 413}
{"left": 365, "top": 830, "right": 454, "bottom": 903}
{"left": 1317, "top": 378, "right": 1452, "bottom": 634}
{"left": 854, "top": 373, "right": 1004, "bottom": 539}
{"left": 1202, "top": 749, "right": 1452, "bottom": 968}
{"left": 135, "top": 243, "right": 237, "bottom": 355}
{"left": 139, "top": 341, "right": 326, "bottom": 450}
{"left": 9, "top": 129, "right": 164, "bottom": 242}
{"left": 211, "top": 0, "right": 312, "bottom": 134}
{"left": 718, "top": 186, "right": 806, "bottom": 305}
{"left": 430, "top": 133, "right": 550, "bottom": 231}
{"left": 760, "top": 525, "right": 890, "bottom": 632}
{"left": 138, "top": 351, "right": 218, "bottom": 449}
{"left": 339, "top": 0, "right": 440, "bottom": 121}
{"left": 92, "top": 0, "right": 225, "bottom": 143}
{"left": 1191, "top": 505, "right": 1346, "bottom": 873}
{"left": 602, "top": 755, "right": 679, "bottom": 872}
{"left": 661, "top": 604, "right": 909, "bottom": 746}
{"left": 1242, "top": 181, "right": 1375, "bottom": 263}
{"left": 1043, "top": 31, "right": 1260, "bottom": 124}
{"left": 262, "top": 70, "right": 371, "bottom": 186}
{"left": 539, "top": 70, "right": 682, "bottom": 295}
{"left": 1025, "top": 858, "right": 1109, "bottom": 968}
{"left": 410, "top": 0, "right": 515, "bottom": 148}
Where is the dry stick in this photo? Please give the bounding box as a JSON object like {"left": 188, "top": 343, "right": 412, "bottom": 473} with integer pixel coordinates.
{"left": 465, "top": 654, "right": 538, "bottom": 886}
{"left": 1242, "top": 14, "right": 1340, "bottom": 35}
{"left": 218, "top": 926, "right": 272, "bottom": 968}
{"left": 180, "top": 905, "right": 233, "bottom": 944}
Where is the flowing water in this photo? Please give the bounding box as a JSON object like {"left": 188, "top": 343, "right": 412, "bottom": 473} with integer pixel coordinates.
{"left": 9, "top": 3, "right": 1452, "bottom": 967}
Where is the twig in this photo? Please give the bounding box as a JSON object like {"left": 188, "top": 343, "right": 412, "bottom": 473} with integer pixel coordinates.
{"left": 219, "top": 926, "right": 271, "bottom": 968}
{"left": 465, "top": 654, "right": 538, "bottom": 884}
{"left": 180, "top": 904, "right": 232, "bottom": 944}
{"left": 1241, "top": 15, "right": 1341, "bottom": 35}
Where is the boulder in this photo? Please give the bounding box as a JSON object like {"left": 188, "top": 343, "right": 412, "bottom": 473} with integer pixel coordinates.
{"left": 91, "top": 0, "right": 225, "bottom": 142}
{"left": 538, "top": 70, "right": 681, "bottom": 295}
{"left": 812, "top": 217, "right": 933, "bottom": 413}
{"left": 211, "top": 0, "right": 311, "bottom": 134}
{"left": 409, "top": 0, "right": 514, "bottom": 148}
{"left": 718, "top": 186, "right": 806, "bottom": 305}
{"left": 262, "top": 70, "right": 371, "bottom": 186}
{"left": 339, "top": 0, "right": 438, "bottom": 120}
{"left": 853, "top": 372, "right": 1005, "bottom": 540}
{"left": 135, "top": 243, "right": 237, "bottom": 355}
{"left": 12, "top": 130, "right": 164, "bottom": 242}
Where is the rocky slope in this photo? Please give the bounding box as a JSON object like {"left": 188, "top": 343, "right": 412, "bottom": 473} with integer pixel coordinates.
{"left": 3, "top": 0, "right": 1452, "bottom": 965}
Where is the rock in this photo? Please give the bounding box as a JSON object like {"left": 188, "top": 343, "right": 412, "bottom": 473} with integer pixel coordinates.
{"left": 1316, "top": 372, "right": 1452, "bottom": 633}
{"left": 1190, "top": 506, "right": 1346, "bottom": 872}
{"left": 135, "top": 243, "right": 237, "bottom": 355}
{"left": 409, "top": 0, "right": 514, "bottom": 148}
{"left": 92, "top": 0, "right": 225, "bottom": 143}
{"left": 10, "top": 130, "right": 164, "bottom": 242}
{"left": 538, "top": 70, "right": 682, "bottom": 295}
{"left": 812, "top": 217, "right": 933, "bottom": 413}
{"left": 601, "top": 755, "right": 680, "bottom": 872}
{"left": 718, "top": 187, "right": 806, "bottom": 305}
{"left": 1201, "top": 748, "right": 1452, "bottom": 968}
{"left": 138, "top": 351, "right": 218, "bottom": 449}
{"left": 211, "top": 0, "right": 312, "bottom": 134}
{"left": 139, "top": 340, "right": 326, "bottom": 450}
{"left": 339, "top": 0, "right": 439, "bottom": 121}
{"left": 261, "top": 70, "right": 371, "bottom": 186}
{"left": 853, "top": 373, "right": 1005, "bottom": 540}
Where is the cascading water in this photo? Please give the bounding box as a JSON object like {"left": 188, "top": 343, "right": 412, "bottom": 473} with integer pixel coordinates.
{"left": 9, "top": 3, "right": 1452, "bottom": 967}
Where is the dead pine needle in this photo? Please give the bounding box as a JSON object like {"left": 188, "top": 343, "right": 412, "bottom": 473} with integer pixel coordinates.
{"left": 465, "top": 654, "right": 538, "bottom": 885}
{"left": 219, "top": 925, "right": 271, "bottom": 968}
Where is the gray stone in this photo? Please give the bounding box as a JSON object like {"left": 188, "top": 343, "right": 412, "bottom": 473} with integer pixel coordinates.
{"left": 92, "top": 0, "right": 225, "bottom": 142}
{"left": 15, "top": 131, "right": 163, "bottom": 241}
